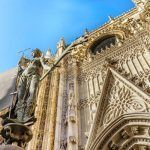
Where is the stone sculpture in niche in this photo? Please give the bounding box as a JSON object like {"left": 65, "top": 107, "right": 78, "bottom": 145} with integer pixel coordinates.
{"left": 68, "top": 84, "right": 76, "bottom": 122}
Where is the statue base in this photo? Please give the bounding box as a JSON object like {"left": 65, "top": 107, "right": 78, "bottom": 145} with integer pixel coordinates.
{"left": 1, "top": 121, "right": 33, "bottom": 148}
{"left": 0, "top": 145, "right": 24, "bottom": 150}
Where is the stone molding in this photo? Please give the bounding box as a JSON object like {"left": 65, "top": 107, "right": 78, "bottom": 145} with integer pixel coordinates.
{"left": 88, "top": 113, "right": 150, "bottom": 150}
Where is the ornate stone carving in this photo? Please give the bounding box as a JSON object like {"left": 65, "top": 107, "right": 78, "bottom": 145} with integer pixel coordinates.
{"left": 16, "top": 2, "right": 150, "bottom": 150}
{"left": 121, "top": 129, "right": 130, "bottom": 139}
{"left": 85, "top": 66, "right": 150, "bottom": 149}
{"left": 68, "top": 83, "right": 77, "bottom": 123}
{"left": 108, "top": 141, "right": 118, "bottom": 150}
{"left": 87, "top": 113, "right": 150, "bottom": 150}
{"left": 131, "top": 126, "right": 139, "bottom": 135}
{"left": 69, "top": 136, "right": 77, "bottom": 144}
{"left": 15, "top": 49, "right": 50, "bottom": 123}
{"left": 103, "top": 81, "right": 148, "bottom": 125}
{"left": 140, "top": 1, "right": 150, "bottom": 23}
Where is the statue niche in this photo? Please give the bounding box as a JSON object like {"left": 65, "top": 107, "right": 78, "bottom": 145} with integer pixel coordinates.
{"left": 0, "top": 37, "right": 88, "bottom": 148}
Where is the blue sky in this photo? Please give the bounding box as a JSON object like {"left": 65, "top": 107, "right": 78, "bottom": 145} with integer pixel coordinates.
{"left": 0, "top": 0, "right": 134, "bottom": 73}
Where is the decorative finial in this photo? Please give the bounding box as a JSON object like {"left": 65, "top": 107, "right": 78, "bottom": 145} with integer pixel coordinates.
{"left": 57, "top": 37, "right": 66, "bottom": 49}
{"left": 84, "top": 28, "right": 89, "bottom": 35}
{"left": 45, "top": 48, "right": 52, "bottom": 59}
{"left": 108, "top": 15, "right": 114, "bottom": 23}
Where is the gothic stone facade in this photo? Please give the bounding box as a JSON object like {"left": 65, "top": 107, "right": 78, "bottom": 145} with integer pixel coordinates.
{"left": 28, "top": 1, "right": 150, "bottom": 149}
{"left": 1, "top": 0, "right": 150, "bottom": 149}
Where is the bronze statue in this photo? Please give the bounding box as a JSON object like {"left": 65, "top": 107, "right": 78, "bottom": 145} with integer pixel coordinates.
{"left": 15, "top": 49, "right": 50, "bottom": 123}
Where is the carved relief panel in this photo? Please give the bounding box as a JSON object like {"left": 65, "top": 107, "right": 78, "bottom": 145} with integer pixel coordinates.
{"left": 103, "top": 72, "right": 150, "bottom": 126}
{"left": 77, "top": 29, "right": 150, "bottom": 149}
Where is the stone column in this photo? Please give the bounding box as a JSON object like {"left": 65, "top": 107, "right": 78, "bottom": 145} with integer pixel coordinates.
{"left": 41, "top": 73, "right": 54, "bottom": 150}
{"left": 46, "top": 69, "right": 59, "bottom": 150}
{"left": 54, "top": 64, "right": 66, "bottom": 150}
{"left": 26, "top": 74, "right": 50, "bottom": 150}
{"left": 67, "top": 60, "right": 79, "bottom": 150}
{"left": 53, "top": 38, "right": 66, "bottom": 150}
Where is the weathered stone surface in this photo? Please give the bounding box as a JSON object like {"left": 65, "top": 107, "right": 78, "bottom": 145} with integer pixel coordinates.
{"left": 1, "top": 0, "right": 150, "bottom": 150}
{"left": 0, "top": 145, "right": 23, "bottom": 150}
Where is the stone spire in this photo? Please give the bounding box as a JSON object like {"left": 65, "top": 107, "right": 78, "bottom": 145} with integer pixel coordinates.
{"left": 56, "top": 38, "right": 66, "bottom": 57}
{"left": 45, "top": 48, "right": 52, "bottom": 59}
{"left": 84, "top": 28, "right": 89, "bottom": 35}
{"left": 108, "top": 15, "right": 114, "bottom": 23}
{"left": 57, "top": 37, "right": 66, "bottom": 50}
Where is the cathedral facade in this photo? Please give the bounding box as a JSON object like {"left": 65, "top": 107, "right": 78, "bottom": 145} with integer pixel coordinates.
{"left": 0, "top": 0, "right": 150, "bottom": 150}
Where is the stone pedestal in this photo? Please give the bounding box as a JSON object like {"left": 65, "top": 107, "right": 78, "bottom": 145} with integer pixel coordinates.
{"left": 0, "top": 145, "right": 24, "bottom": 150}
{"left": 1, "top": 121, "right": 32, "bottom": 149}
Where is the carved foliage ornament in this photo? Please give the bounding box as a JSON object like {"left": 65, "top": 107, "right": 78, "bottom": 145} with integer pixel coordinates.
{"left": 140, "top": 1, "right": 150, "bottom": 23}
{"left": 71, "top": 21, "right": 130, "bottom": 62}
{"left": 71, "top": 17, "right": 144, "bottom": 62}
{"left": 103, "top": 77, "right": 149, "bottom": 125}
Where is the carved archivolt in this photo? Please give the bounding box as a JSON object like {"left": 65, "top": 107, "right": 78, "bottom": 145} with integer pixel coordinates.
{"left": 85, "top": 67, "right": 150, "bottom": 149}
{"left": 88, "top": 113, "right": 150, "bottom": 150}
{"left": 77, "top": 27, "right": 149, "bottom": 148}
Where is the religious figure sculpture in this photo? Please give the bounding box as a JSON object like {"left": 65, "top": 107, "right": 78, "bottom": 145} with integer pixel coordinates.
{"left": 68, "top": 88, "right": 77, "bottom": 122}
{"left": 15, "top": 49, "right": 50, "bottom": 123}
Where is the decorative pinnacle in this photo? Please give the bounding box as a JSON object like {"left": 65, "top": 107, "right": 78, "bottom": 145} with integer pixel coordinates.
{"left": 108, "top": 15, "right": 114, "bottom": 22}
{"left": 57, "top": 37, "right": 66, "bottom": 49}
{"left": 84, "top": 28, "right": 89, "bottom": 35}
{"left": 45, "top": 49, "right": 52, "bottom": 59}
